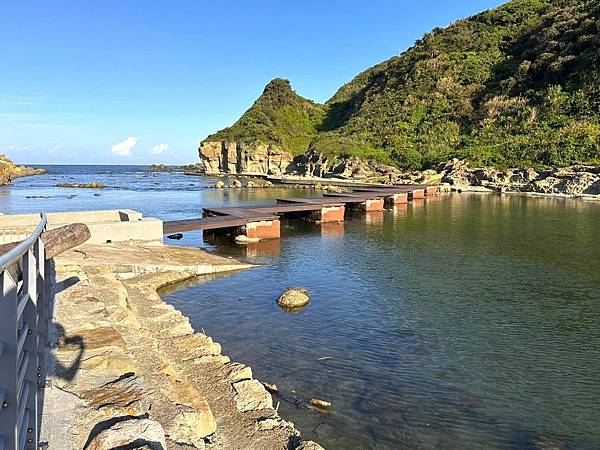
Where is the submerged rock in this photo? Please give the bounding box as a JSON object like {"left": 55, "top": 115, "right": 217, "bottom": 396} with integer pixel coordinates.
{"left": 167, "top": 233, "right": 183, "bottom": 240}
{"left": 276, "top": 288, "right": 310, "bottom": 310}
{"left": 235, "top": 235, "right": 261, "bottom": 244}
{"left": 309, "top": 398, "right": 331, "bottom": 409}
{"left": 56, "top": 182, "right": 106, "bottom": 189}
{"left": 296, "top": 441, "right": 326, "bottom": 450}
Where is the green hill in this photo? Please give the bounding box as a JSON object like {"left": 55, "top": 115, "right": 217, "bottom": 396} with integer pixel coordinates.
{"left": 205, "top": 78, "right": 325, "bottom": 156}
{"left": 203, "top": 0, "right": 600, "bottom": 170}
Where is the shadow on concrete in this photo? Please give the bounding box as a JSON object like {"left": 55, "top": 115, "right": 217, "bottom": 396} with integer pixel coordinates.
{"left": 38, "top": 260, "right": 85, "bottom": 443}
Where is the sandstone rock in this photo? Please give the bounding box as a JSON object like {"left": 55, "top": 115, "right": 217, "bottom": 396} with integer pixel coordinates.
{"left": 82, "top": 374, "right": 149, "bottom": 417}
{"left": 56, "top": 182, "right": 106, "bottom": 189}
{"left": 164, "top": 380, "right": 217, "bottom": 444}
{"left": 199, "top": 141, "right": 293, "bottom": 176}
{"left": 167, "top": 410, "right": 215, "bottom": 446}
{"left": 232, "top": 179, "right": 242, "bottom": 188}
{"left": 257, "top": 417, "right": 282, "bottom": 431}
{"left": 235, "top": 235, "right": 261, "bottom": 244}
{"left": 296, "top": 440, "right": 326, "bottom": 450}
{"left": 262, "top": 382, "right": 279, "bottom": 395}
{"left": 309, "top": 399, "right": 331, "bottom": 409}
{"left": 526, "top": 168, "right": 539, "bottom": 181}
{"left": 86, "top": 418, "right": 166, "bottom": 450}
{"left": 246, "top": 181, "right": 256, "bottom": 188}
{"left": 224, "top": 363, "right": 253, "bottom": 382}
{"left": 277, "top": 288, "right": 310, "bottom": 310}
{"left": 155, "top": 362, "right": 179, "bottom": 379}
{"left": 0, "top": 154, "right": 46, "bottom": 185}
{"left": 214, "top": 180, "right": 225, "bottom": 188}
{"left": 232, "top": 379, "right": 273, "bottom": 412}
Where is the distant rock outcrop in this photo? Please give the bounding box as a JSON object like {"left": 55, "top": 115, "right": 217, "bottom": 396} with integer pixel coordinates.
{"left": 0, "top": 154, "right": 46, "bottom": 185}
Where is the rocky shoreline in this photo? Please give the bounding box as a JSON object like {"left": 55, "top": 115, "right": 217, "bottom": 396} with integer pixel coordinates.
{"left": 0, "top": 154, "right": 46, "bottom": 185}
{"left": 195, "top": 141, "right": 600, "bottom": 199}
{"left": 42, "top": 242, "right": 323, "bottom": 450}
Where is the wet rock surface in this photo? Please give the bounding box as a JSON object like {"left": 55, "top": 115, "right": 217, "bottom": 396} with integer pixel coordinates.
{"left": 276, "top": 288, "right": 310, "bottom": 310}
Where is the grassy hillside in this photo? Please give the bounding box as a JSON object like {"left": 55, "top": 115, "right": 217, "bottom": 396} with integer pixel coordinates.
{"left": 205, "top": 78, "right": 324, "bottom": 156}
{"left": 204, "top": 0, "right": 600, "bottom": 169}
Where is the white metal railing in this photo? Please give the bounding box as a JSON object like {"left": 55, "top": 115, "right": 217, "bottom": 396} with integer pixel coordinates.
{"left": 0, "top": 213, "right": 47, "bottom": 450}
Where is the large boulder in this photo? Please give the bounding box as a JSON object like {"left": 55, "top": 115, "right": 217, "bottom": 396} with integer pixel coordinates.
{"left": 276, "top": 288, "right": 310, "bottom": 310}
{"left": 86, "top": 418, "right": 166, "bottom": 450}
{"left": 232, "top": 379, "right": 273, "bottom": 412}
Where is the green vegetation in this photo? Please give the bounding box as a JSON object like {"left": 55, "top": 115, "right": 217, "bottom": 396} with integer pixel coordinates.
{"left": 204, "top": 0, "right": 600, "bottom": 169}
{"left": 205, "top": 78, "right": 324, "bottom": 156}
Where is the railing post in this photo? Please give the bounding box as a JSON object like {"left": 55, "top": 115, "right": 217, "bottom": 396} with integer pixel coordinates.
{"left": 0, "top": 270, "right": 19, "bottom": 450}
{"left": 0, "top": 213, "right": 46, "bottom": 450}
{"left": 20, "top": 250, "right": 38, "bottom": 450}
{"left": 34, "top": 239, "right": 46, "bottom": 391}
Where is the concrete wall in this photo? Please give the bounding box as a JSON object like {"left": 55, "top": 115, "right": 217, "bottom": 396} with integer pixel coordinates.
{"left": 0, "top": 209, "right": 163, "bottom": 245}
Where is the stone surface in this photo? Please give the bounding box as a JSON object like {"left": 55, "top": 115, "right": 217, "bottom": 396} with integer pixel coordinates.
{"left": 199, "top": 141, "right": 293, "bottom": 176}
{"left": 296, "top": 440, "right": 326, "bottom": 450}
{"left": 277, "top": 288, "right": 310, "bottom": 309}
{"left": 232, "top": 379, "right": 273, "bottom": 412}
{"left": 86, "top": 418, "right": 166, "bottom": 450}
{"left": 42, "top": 241, "right": 308, "bottom": 450}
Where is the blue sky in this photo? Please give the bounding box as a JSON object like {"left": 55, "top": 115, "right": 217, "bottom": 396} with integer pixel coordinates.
{"left": 1, "top": 0, "right": 504, "bottom": 165}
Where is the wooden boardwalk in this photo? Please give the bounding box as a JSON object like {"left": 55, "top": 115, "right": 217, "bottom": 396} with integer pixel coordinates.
{"left": 163, "top": 184, "right": 439, "bottom": 237}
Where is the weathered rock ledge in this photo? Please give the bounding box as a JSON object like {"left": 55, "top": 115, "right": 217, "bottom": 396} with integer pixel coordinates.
{"left": 398, "top": 159, "right": 600, "bottom": 198}
{"left": 0, "top": 153, "right": 46, "bottom": 185}
{"left": 42, "top": 242, "right": 319, "bottom": 449}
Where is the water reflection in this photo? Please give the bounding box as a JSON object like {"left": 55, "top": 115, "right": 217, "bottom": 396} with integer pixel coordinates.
{"left": 365, "top": 210, "right": 385, "bottom": 225}
{"left": 163, "top": 192, "right": 600, "bottom": 450}
{"left": 320, "top": 222, "right": 345, "bottom": 237}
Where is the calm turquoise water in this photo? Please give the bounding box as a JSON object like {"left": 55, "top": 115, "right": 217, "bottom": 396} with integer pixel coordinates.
{"left": 3, "top": 166, "right": 600, "bottom": 449}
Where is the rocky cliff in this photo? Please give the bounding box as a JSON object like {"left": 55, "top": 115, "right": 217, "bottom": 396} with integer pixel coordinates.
{"left": 0, "top": 154, "right": 46, "bottom": 185}
{"left": 199, "top": 141, "right": 293, "bottom": 175}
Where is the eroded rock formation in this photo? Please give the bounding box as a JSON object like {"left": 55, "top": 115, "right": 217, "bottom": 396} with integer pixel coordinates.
{"left": 199, "top": 141, "right": 293, "bottom": 176}
{"left": 0, "top": 154, "right": 46, "bottom": 185}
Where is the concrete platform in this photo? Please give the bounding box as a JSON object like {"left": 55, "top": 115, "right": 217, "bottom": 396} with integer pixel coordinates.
{"left": 0, "top": 209, "right": 163, "bottom": 244}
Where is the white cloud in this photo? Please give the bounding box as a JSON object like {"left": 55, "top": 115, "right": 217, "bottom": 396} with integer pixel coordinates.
{"left": 110, "top": 137, "right": 137, "bottom": 156}
{"left": 150, "top": 143, "right": 169, "bottom": 155}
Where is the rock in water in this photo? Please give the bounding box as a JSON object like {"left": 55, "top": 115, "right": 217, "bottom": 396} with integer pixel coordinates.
{"left": 214, "top": 180, "right": 225, "bottom": 188}
{"left": 232, "top": 179, "right": 242, "bottom": 188}
{"left": 167, "top": 233, "right": 183, "bottom": 240}
{"left": 310, "top": 398, "right": 332, "bottom": 409}
{"left": 235, "top": 235, "right": 260, "bottom": 244}
{"left": 86, "top": 418, "right": 166, "bottom": 450}
{"left": 261, "top": 381, "right": 279, "bottom": 395}
{"left": 276, "top": 288, "right": 310, "bottom": 310}
{"left": 296, "top": 441, "right": 326, "bottom": 450}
